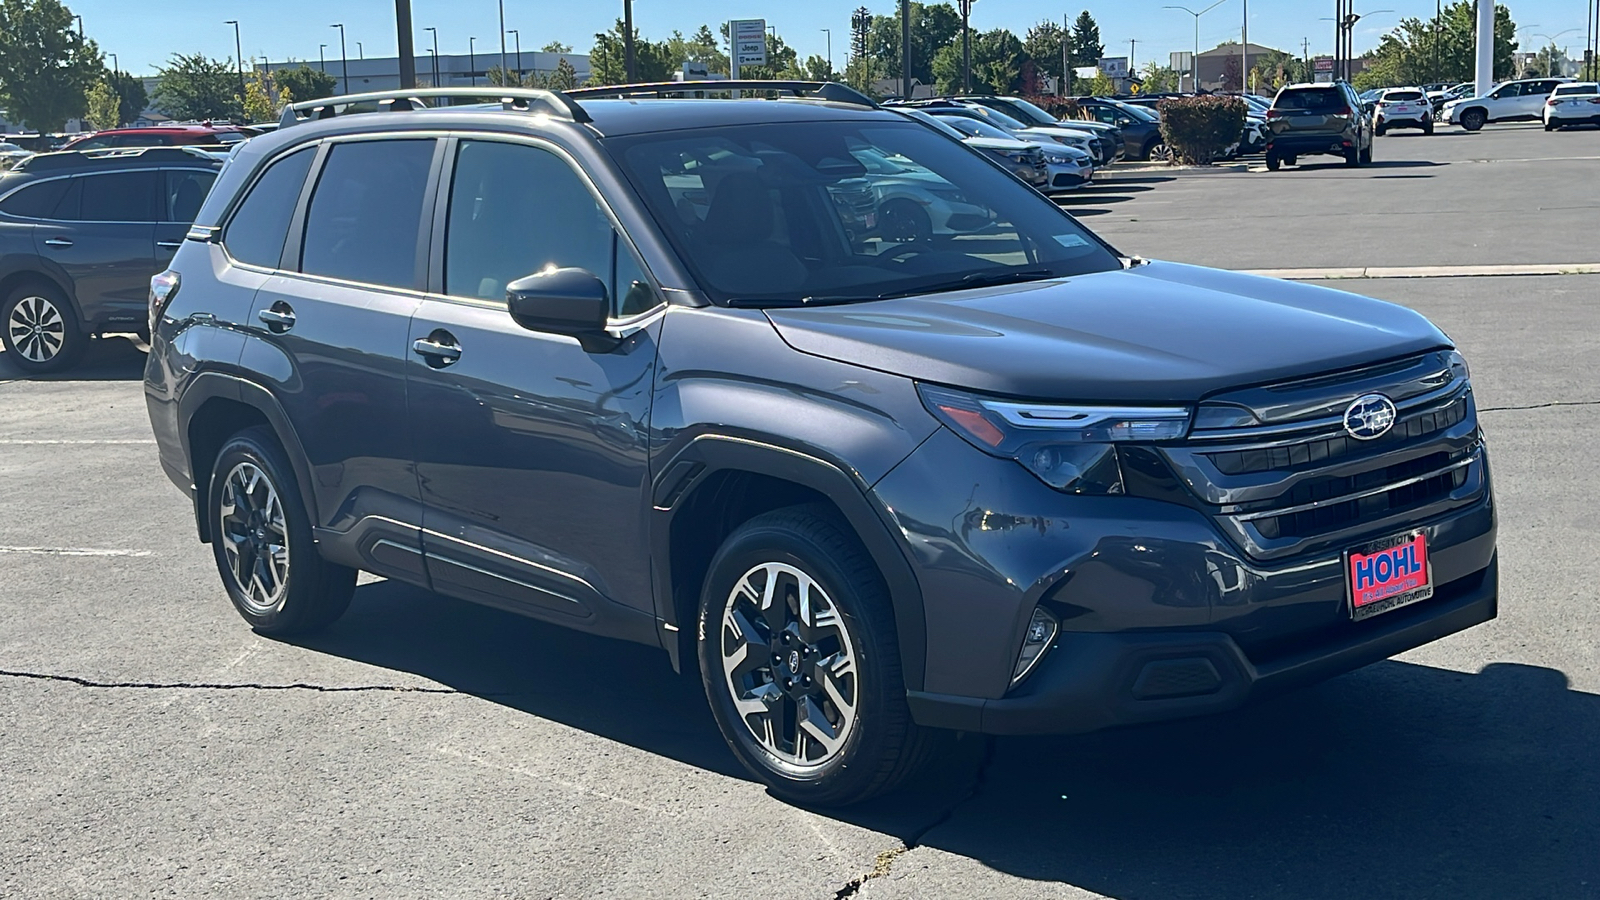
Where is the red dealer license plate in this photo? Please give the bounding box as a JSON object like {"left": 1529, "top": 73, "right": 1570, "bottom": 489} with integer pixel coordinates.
{"left": 1346, "top": 531, "right": 1434, "bottom": 621}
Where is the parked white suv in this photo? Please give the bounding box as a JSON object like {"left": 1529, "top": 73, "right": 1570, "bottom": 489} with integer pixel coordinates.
{"left": 1544, "top": 82, "right": 1600, "bottom": 130}
{"left": 1445, "top": 77, "right": 1572, "bottom": 130}
{"left": 1374, "top": 88, "right": 1434, "bottom": 135}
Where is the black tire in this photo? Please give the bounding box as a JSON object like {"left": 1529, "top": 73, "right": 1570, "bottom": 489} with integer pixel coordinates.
{"left": 697, "top": 505, "right": 935, "bottom": 807}
{"left": 207, "top": 426, "right": 355, "bottom": 636}
{"left": 1285, "top": 155, "right": 1297, "bottom": 166}
{"left": 1423, "top": 120, "right": 1434, "bottom": 135}
{"left": 1461, "top": 108, "right": 1486, "bottom": 131}
{"left": 1375, "top": 122, "right": 1387, "bottom": 136}
{"left": 879, "top": 199, "right": 932, "bottom": 244}
{"left": 1, "top": 281, "right": 84, "bottom": 374}
{"left": 1265, "top": 153, "right": 1281, "bottom": 171}
{"left": 1359, "top": 142, "right": 1373, "bottom": 165}
{"left": 1544, "top": 120, "right": 1557, "bottom": 131}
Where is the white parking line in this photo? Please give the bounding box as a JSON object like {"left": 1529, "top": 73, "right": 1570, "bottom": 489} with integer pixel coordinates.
{"left": 0, "top": 439, "right": 157, "bottom": 444}
{"left": 1242, "top": 263, "right": 1600, "bottom": 280}
{"left": 0, "top": 546, "right": 153, "bottom": 557}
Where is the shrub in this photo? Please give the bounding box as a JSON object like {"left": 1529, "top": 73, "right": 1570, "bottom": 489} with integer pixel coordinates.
{"left": 1156, "top": 95, "right": 1247, "bottom": 165}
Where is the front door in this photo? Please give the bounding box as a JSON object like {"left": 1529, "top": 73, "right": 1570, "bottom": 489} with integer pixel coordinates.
{"left": 405, "top": 137, "right": 662, "bottom": 630}
{"left": 32, "top": 170, "right": 158, "bottom": 329}
{"left": 243, "top": 138, "right": 441, "bottom": 587}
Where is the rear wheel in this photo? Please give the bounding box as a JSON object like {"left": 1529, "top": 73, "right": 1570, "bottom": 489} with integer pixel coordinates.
{"left": 1376, "top": 122, "right": 1388, "bottom": 136}
{"left": 1461, "top": 108, "right": 1487, "bottom": 131}
{"left": 1285, "top": 154, "right": 1297, "bottom": 166}
{"left": 1423, "top": 119, "right": 1435, "bottom": 135}
{"left": 2, "top": 282, "right": 84, "bottom": 374}
{"left": 698, "top": 506, "right": 935, "bottom": 806}
{"left": 208, "top": 426, "right": 355, "bottom": 635}
{"left": 1544, "top": 119, "right": 1558, "bottom": 131}
{"left": 1265, "top": 153, "right": 1281, "bottom": 171}
{"left": 1359, "top": 142, "right": 1373, "bottom": 165}
{"left": 1344, "top": 147, "right": 1361, "bottom": 167}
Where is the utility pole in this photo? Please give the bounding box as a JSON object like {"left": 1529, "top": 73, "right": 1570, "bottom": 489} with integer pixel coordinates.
{"left": 1063, "top": 13, "right": 1071, "bottom": 96}
{"left": 469, "top": 36, "right": 477, "bottom": 86}
{"left": 331, "top": 23, "right": 349, "bottom": 94}
{"left": 396, "top": 0, "right": 416, "bottom": 89}
{"left": 225, "top": 20, "right": 245, "bottom": 101}
{"left": 958, "top": 0, "right": 974, "bottom": 94}
{"left": 624, "top": 0, "right": 637, "bottom": 82}
{"left": 900, "top": 0, "right": 912, "bottom": 100}
{"left": 1129, "top": 37, "right": 1138, "bottom": 80}
{"left": 1241, "top": 0, "right": 1248, "bottom": 93}
{"left": 498, "top": 0, "right": 507, "bottom": 83}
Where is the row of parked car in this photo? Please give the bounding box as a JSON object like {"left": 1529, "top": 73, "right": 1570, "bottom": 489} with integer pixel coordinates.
{"left": 1363, "top": 77, "right": 1600, "bottom": 131}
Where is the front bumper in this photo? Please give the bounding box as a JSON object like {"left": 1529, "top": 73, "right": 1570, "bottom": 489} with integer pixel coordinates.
{"left": 874, "top": 426, "right": 1498, "bottom": 735}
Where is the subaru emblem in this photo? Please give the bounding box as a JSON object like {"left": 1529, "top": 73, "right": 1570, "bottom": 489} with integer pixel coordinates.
{"left": 1344, "top": 393, "right": 1397, "bottom": 440}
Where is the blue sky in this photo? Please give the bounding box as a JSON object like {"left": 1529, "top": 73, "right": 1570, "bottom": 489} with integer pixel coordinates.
{"left": 76, "top": 0, "right": 1592, "bottom": 76}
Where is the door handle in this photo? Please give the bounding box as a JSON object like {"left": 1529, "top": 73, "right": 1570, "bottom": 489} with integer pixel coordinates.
{"left": 257, "top": 304, "right": 296, "bottom": 333}
{"left": 412, "top": 333, "right": 462, "bottom": 367}
{"left": 157, "top": 240, "right": 182, "bottom": 249}
{"left": 43, "top": 238, "right": 73, "bottom": 248}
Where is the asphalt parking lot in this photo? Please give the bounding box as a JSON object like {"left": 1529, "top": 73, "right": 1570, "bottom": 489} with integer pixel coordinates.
{"left": 3, "top": 122, "right": 1597, "bottom": 899}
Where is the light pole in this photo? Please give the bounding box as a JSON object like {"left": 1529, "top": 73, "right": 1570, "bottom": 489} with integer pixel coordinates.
{"left": 957, "top": 0, "right": 975, "bottom": 94}
{"left": 509, "top": 29, "right": 521, "bottom": 82}
{"left": 1241, "top": 0, "right": 1248, "bottom": 93}
{"left": 109, "top": 52, "right": 117, "bottom": 73}
{"left": 74, "top": 14, "right": 82, "bottom": 35}
{"left": 821, "top": 28, "right": 832, "bottom": 76}
{"left": 225, "top": 20, "right": 245, "bottom": 101}
{"left": 1165, "top": 1, "right": 1228, "bottom": 92}
{"left": 900, "top": 0, "right": 912, "bottom": 100}
{"left": 426, "top": 48, "right": 436, "bottom": 86}
{"left": 331, "top": 24, "right": 349, "bottom": 94}
{"left": 357, "top": 41, "right": 363, "bottom": 60}
{"left": 498, "top": 0, "right": 508, "bottom": 83}
{"left": 469, "top": 36, "right": 477, "bottom": 86}
{"left": 319, "top": 43, "right": 327, "bottom": 73}
{"left": 395, "top": 0, "right": 416, "bottom": 89}
{"left": 1530, "top": 30, "right": 1578, "bottom": 76}
{"left": 623, "top": 0, "right": 636, "bottom": 82}
{"left": 425, "top": 26, "right": 440, "bottom": 84}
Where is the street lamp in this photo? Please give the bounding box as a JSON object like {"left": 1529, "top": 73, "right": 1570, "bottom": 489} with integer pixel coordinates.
{"left": 109, "top": 52, "right": 118, "bottom": 73}
{"left": 426, "top": 48, "right": 436, "bottom": 86}
{"left": 319, "top": 43, "right": 327, "bottom": 74}
{"left": 469, "top": 36, "right": 477, "bottom": 86}
{"left": 498, "top": 0, "right": 508, "bottom": 84}
{"left": 357, "top": 41, "right": 363, "bottom": 60}
{"left": 224, "top": 20, "right": 245, "bottom": 104}
{"left": 331, "top": 24, "right": 349, "bottom": 94}
{"left": 1165, "top": 1, "right": 1228, "bottom": 92}
{"left": 73, "top": 14, "right": 82, "bottom": 36}
{"left": 425, "top": 26, "right": 440, "bottom": 85}
{"left": 508, "top": 30, "right": 522, "bottom": 83}
{"left": 1529, "top": 30, "right": 1579, "bottom": 76}
{"left": 957, "top": 0, "right": 975, "bottom": 94}
{"left": 821, "top": 28, "right": 832, "bottom": 76}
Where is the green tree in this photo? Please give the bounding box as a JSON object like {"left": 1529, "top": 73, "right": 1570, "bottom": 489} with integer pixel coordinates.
{"left": 1070, "top": 10, "right": 1104, "bottom": 69}
{"left": 0, "top": 0, "right": 103, "bottom": 131}
{"left": 869, "top": 2, "right": 961, "bottom": 85}
{"left": 106, "top": 69, "right": 148, "bottom": 126}
{"left": 588, "top": 19, "right": 672, "bottom": 86}
{"left": 547, "top": 58, "right": 581, "bottom": 90}
{"left": 1084, "top": 70, "right": 1116, "bottom": 97}
{"left": 800, "top": 55, "right": 836, "bottom": 81}
{"left": 540, "top": 41, "right": 572, "bottom": 54}
{"left": 1142, "top": 64, "right": 1181, "bottom": 93}
{"left": 1023, "top": 21, "right": 1068, "bottom": 86}
{"left": 486, "top": 65, "right": 532, "bottom": 87}
{"left": 1250, "top": 49, "right": 1308, "bottom": 92}
{"left": 83, "top": 78, "right": 119, "bottom": 129}
{"left": 150, "top": 53, "right": 241, "bottom": 121}
{"left": 241, "top": 68, "right": 282, "bottom": 122}
{"left": 663, "top": 25, "right": 729, "bottom": 75}
{"left": 275, "top": 64, "right": 335, "bottom": 103}
{"left": 1351, "top": 2, "right": 1517, "bottom": 90}
{"left": 972, "top": 28, "right": 1025, "bottom": 94}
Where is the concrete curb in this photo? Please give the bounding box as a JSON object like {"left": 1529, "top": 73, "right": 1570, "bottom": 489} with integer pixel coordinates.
{"left": 1240, "top": 263, "right": 1600, "bottom": 280}
{"left": 1101, "top": 163, "right": 1250, "bottom": 177}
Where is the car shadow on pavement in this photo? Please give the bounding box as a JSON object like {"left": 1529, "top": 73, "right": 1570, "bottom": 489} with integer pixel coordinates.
{"left": 835, "top": 659, "right": 1599, "bottom": 899}
{"left": 0, "top": 334, "right": 146, "bottom": 382}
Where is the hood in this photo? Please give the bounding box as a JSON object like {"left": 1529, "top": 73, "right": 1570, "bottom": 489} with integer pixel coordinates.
{"left": 964, "top": 136, "right": 1035, "bottom": 152}
{"left": 764, "top": 261, "right": 1449, "bottom": 403}
{"left": 1017, "top": 126, "right": 1095, "bottom": 146}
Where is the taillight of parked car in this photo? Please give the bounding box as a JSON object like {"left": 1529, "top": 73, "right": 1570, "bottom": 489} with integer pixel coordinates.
{"left": 149, "top": 270, "right": 180, "bottom": 335}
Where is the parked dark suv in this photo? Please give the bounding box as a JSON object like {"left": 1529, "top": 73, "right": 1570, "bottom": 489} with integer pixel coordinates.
{"left": 0, "top": 147, "right": 222, "bottom": 371}
{"left": 146, "top": 83, "right": 1497, "bottom": 806}
{"left": 1265, "top": 81, "right": 1375, "bottom": 170}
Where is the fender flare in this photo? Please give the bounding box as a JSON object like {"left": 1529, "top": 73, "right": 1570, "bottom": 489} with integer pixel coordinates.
{"left": 649, "top": 432, "right": 928, "bottom": 691}
{"left": 177, "top": 372, "right": 322, "bottom": 542}
{"left": 0, "top": 256, "right": 80, "bottom": 325}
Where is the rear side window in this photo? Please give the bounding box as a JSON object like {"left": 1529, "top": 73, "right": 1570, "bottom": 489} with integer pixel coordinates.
{"left": 163, "top": 169, "right": 216, "bottom": 222}
{"left": 301, "top": 139, "right": 434, "bottom": 289}
{"left": 0, "top": 179, "right": 71, "bottom": 219}
{"left": 1276, "top": 88, "right": 1345, "bottom": 111}
{"left": 223, "top": 147, "right": 315, "bottom": 269}
{"left": 79, "top": 171, "right": 158, "bottom": 221}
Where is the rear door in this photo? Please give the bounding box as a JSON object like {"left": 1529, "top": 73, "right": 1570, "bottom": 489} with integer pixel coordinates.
{"left": 243, "top": 137, "right": 442, "bottom": 586}
{"left": 404, "top": 136, "right": 663, "bottom": 629}
{"left": 32, "top": 169, "right": 158, "bottom": 329}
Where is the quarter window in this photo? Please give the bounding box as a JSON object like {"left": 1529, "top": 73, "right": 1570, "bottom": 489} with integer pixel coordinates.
{"left": 445, "top": 140, "right": 650, "bottom": 314}
{"left": 301, "top": 139, "right": 435, "bottom": 289}
{"left": 0, "top": 179, "right": 71, "bottom": 219}
{"left": 223, "top": 147, "right": 315, "bottom": 269}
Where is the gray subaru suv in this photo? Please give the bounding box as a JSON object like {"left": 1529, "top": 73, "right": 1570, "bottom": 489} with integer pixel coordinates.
{"left": 144, "top": 83, "right": 1497, "bottom": 806}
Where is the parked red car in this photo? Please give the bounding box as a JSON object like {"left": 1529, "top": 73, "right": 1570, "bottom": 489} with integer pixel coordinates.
{"left": 60, "top": 124, "right": 257, "bottom": 150}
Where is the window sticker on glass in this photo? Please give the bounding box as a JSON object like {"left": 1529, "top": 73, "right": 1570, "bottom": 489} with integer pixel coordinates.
{"left": 1053, "top": 234, "right": 1090, "bottom": 248}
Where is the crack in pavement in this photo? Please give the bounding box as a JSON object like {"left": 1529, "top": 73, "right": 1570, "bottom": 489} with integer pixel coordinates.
{"left": 1479, "top": 399, "right": 1600, "bottom": 412}
{"left": 832, "top": 737, "right": 998, "bottom": 899}
{"left": 0, "top": 668, "right": 474, "bottom": 695}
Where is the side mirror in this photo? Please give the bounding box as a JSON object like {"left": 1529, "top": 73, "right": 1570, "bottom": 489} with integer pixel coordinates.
{"left": 1116, "top": 117, "right": 1133, "bottom": 127}
{"left": 506, "top": 267, "right": 614, "bottom": 348}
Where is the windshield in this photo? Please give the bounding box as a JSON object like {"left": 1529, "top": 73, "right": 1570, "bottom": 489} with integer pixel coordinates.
{"left": 607, "top": 120, "right": 1120, "bottom": 307}
{"left": 1114, "top": 102, "right": 1159, "bottom": 122}
{"left": 938, "top": 116, "right": 1018, "bottom": 141}
{"left": 993, "top": 97, "right": 1056, "bottom": 125}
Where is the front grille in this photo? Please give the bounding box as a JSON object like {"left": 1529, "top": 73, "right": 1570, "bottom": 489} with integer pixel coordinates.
{"left": 1155, "top": 352, "right": 1486, "bottom": 561}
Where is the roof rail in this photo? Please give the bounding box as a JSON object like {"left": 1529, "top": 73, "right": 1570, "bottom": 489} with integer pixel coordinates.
{"left": 279, "top": 86, "right": 590, "bottom": 127}
{"left": 567, "top": 80, "right": 878, "bottom": 108}
{"left": 14, "top": 146, "right": 222, "bottom": 172}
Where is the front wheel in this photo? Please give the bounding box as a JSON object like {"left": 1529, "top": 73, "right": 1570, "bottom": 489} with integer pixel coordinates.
{"left": 1461, "top": 108, "right": 1487, "bottom": 131}
{"left": 208, "top": 426, "right": 355, "bottom": 635}
{"left": 2, "top": 282, "right": 84, "bottom": 374}
{"left": 1360, "top": 142, "right": 1373, "bottom": 165}
{"left": 1376, "top": 122, "right": 1387, "bottom": 136}
{"left": 698, "top": 506, "right": 934, "bottom": 806}
{"left": 1265, "top": 153, "right": 1281, "bottom": 171}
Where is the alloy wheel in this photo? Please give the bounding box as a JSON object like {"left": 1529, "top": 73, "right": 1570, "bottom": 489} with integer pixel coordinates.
{"left": 6, "top": 295, "right": 65, "bottom": 363}
{"left": 218, "top": 461, "right": 290, "bottom": 614}
{"left": 719, "top": 561, "right": 859, "bottom": 771}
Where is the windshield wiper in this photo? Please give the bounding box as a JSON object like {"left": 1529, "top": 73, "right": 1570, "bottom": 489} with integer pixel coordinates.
{"left": 725, "top": 268, "right": 1060, "bottom": 308}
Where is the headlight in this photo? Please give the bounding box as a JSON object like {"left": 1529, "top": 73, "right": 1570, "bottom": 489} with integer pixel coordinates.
{"left": 919, "top": 384, "right": 1191, "bottom": 494}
